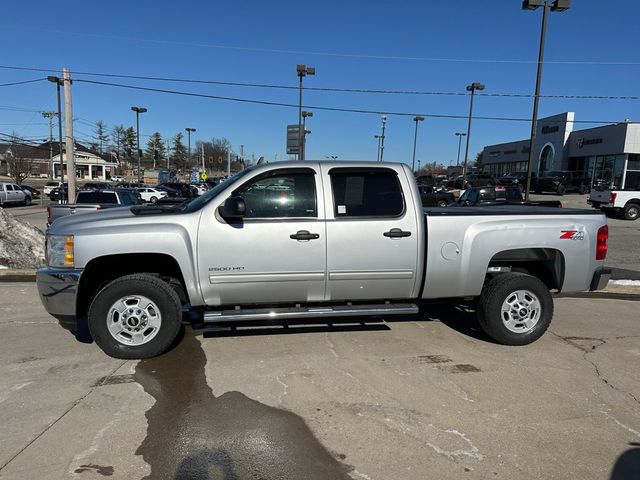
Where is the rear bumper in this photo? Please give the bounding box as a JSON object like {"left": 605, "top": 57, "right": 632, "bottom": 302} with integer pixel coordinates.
{"left": 36, "top": 267, "right": 83, "bottom": 331}
{"left": 590, "top": 267, "right": 612, "bottom": 291}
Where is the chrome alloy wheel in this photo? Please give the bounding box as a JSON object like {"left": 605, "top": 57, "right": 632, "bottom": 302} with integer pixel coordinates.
{"left": 106, "top": 295, "right": 162, "bottom": 346}
{"left": 500, "top": 290, "right": 541, "bottom": 334}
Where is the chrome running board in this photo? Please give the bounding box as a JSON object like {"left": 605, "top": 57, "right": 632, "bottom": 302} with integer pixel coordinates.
{"left": 203, "top": 303, "right": 419, "bottom": 323}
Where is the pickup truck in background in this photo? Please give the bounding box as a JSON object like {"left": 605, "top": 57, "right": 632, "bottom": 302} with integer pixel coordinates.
{"left": 0, "top": 182, "right": 32, "bottom": 206}
{"left": 536, "top": 171, "right": 590, "bottom": 195}
{"left": 457, "top": 186, "right": 562, "bottom": 208}
{"left": 497, "top": 172, "right": 538, "bottom": 191}
{"left": 36, "top": 161, "right": 611, "bottom": 359}
{"left": 47, "top": 189, "right": 142, "bottom": 224}
{"left": 589, "top": 189, "right": 640, "bottom": 220}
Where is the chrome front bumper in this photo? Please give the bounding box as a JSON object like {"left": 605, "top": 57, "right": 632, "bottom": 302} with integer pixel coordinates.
{"left": 36, "top": 267, "right": 83, "bottom": 331}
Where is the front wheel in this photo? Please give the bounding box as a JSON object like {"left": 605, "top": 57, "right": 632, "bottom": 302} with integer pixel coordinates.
{"left": 150, "top": 196, "right": 158, "bottom": 203}
{"left": 477, "top": 273, "right": 553, "bottom": 346}
{"left": 577, "top": 184, "right": 588, "bottom": 195}
{"left": 437, "top": 199, "right": 449, "bottom": 207}
{"left": 88, "top": 274, "right": 182, "bottom": 359}
{"left": 624, "top": 203, "right": 640, "bottom": 221}
{"left": 556, "top": 185, "right": 565, "bottom": 196}
{"left": 24, "top": 195, "right": 32, "bottom": 206}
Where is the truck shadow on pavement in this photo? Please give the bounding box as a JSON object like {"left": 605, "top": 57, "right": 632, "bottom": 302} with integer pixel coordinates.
{"left": 610, "top": 443, "right": 640, "bottom": 480}
{"left": 135, "top": 328, "right": 354, "bottom": 480}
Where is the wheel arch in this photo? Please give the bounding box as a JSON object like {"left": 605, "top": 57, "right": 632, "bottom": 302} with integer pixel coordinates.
{"left": 77, "top": 253, "right": 190, "bottom": 320}
{"left": 487, "top": 247, "right": 565, "bottom": 291}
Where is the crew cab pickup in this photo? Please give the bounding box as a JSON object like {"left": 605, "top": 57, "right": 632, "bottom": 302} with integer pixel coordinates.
{"left": 36, "top": 161, "right": 611, "bottom": 359}
{"left": 47, "top": 189, "right": 141, "bottom": 224}
{"left": 0, "top": 182, "right": 31, "bottom": 206}
{"left": 589, "top": 189, "right": 640, "bottom": 221}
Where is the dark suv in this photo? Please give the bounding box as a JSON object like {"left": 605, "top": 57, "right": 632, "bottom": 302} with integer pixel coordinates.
{"left": 536, "top": 171, "right": 590, "bottom": 195}
{"left": 497, "top": 172, "right": 537, "bottom": 190}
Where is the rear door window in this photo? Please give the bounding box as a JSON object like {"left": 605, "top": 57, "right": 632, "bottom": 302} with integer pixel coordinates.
{"left": 329, "top": 168, "right": 404, "bottom": 217}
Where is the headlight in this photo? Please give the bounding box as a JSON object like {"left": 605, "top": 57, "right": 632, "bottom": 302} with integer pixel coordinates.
{"left": 46, "top": 235, "right": 74, "bottom": 268}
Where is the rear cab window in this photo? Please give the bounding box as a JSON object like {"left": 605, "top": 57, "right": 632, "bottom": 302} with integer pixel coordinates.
{"left": 329, "top": 168, "right": 404, "bottom": 218}
{"left": 77, "top": 192, "right": 118, "bottom": 204}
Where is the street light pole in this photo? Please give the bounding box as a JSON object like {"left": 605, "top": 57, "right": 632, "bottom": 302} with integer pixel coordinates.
{"left": 379, "top": 115, "right": 387, "bottom": 162}
{"left": 301, "top": 111, "right": 313, "bottom": 161}
{"left": 185, "top": 127, "right": 196, "bottom": 174}
{"left": 462, "top": 82, "right": 485, "bottom": 186}
{"left": 296, "top": 64, "right": 315, "bottom": 160}
{"left": 47, "top": 77, "right": 65, "bottom": 184}
{"left": 411, "top": 116, "right": 425, "bottom": 173}
{"left": 455, "top": 132, "right": 466, "bottom": 167}
{"left": 131, "top": 106, "right": 147, "bottom": 183}
{"left": 522, "top": 0, "right": 570, "bottom": 200}
{"left": 42, "top": 112, "right": 56, "bottom": 179}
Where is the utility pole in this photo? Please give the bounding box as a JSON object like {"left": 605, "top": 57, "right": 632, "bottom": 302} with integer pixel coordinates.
{"left": 227, "top": 149, "right": 231, "bottom": 177}
{"left": 201, "top": 143, "right": 205, "bottom": 171}
{"left": 42, "top": 112, "right": 56, "bottom": 179}
{"left": 63, "top": 68, "right": 75, "bottom": 203}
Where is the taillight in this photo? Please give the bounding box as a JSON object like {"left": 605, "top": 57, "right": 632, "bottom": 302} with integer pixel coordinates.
{"left": 596, "top": 225, "right": 608, "bottom": 260}
{"left": 609, "top": 192, "right": 617, "bottom": 203}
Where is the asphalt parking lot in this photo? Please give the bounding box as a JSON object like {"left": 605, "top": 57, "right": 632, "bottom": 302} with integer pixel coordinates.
{"left": 0, "top": 283, "right": 638, "bottom": 479}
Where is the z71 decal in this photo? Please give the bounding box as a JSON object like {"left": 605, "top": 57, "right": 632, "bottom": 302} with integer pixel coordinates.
{"left": 560, "top": 230, "right": 584, "bottom": 240}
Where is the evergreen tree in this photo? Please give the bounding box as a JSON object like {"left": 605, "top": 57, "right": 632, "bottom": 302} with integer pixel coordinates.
{"left": 122, "top": 127, "right": 137, "bottom": 167}
{"left": 93, "top": 120, "right": 109, "bottom": 153}
{"left": 111, "top": 124, "right": 126, "bottom": 161}
{"left": 144, "top": 132, "right": 166, "bottom": 167}
{"left": 171, "top": 132, "right": 187, "bottom": 171}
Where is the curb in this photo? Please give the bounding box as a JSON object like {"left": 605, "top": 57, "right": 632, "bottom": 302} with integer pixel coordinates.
{"left": 0, "top": 269, "right": 37, "bottom": 282}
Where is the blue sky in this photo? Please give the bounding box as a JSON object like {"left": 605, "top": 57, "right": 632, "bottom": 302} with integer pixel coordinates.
{"left": 1, "top": 0, "right": 638, "bottom": 167}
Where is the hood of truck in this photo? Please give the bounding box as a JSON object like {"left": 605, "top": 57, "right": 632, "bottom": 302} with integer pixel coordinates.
{"left": 47, "top": 206, "right": 148, "bottom": 234}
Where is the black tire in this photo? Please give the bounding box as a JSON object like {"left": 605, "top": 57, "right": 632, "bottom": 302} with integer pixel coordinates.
{"left": 556, "top": 185, "right": 565, "bottom": 196}
{"left": 150, "top": 196, "right": 158, "bottom": 203}
{"left": 577, "top": 184, "right": 587, "bottom": 195}
{"left": 24, "top": 195, "right": 32, "bottom": 206}
{"left": 477, "top": 273, "right": 553, "bottom": 346}
{"left": 464, "top": 182, "right": 472, "bottom": 189}
{"left": 88, "top": 274, "right": 182, "bottom": 359}
{"left": 624, "top": 203, "right": 640, "bottom": 221}
{"left": 437, "top": 199, "right": 448, "bottom": 208}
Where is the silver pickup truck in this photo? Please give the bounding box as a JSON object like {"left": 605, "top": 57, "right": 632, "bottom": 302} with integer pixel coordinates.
{"left": 37, "top": 161, "right": 611, "bottom": 359}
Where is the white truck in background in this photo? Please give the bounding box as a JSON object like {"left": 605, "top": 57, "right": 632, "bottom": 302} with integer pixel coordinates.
{"left": 589, "top": 190, "right": 640, "bottom": 221}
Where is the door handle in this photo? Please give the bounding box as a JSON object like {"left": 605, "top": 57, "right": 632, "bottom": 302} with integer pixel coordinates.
{"left": 383, "top": 228, "right": 411, "bottom": 238}
{"left": 290, "top": 230, "right": 320, "bottom": 241}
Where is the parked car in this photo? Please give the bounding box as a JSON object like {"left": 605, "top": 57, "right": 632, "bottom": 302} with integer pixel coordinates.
{"left": 136, "top": 187, "right": 168, "bottom": 203}
{"left": 497, "top": 172, "right": 538, "bottom": 191}
{"left": 48, "top": 189, "right": 143, "bottom": 224}
{"left": 110, "top": 176, "right": 125, "bottom": 183}
{"left": 158, "top": 182, "right": 198, "bottom": 198}
{"left": 453, "top": 173, "right": 496, "bottom": 189}
{"left": 418, "top": 185, "right": 455, "bottom": 207}
{"left": 20, "top": 185, "right": 42, "bottom": 199}
{"left": 44, "top": 181, "right": 63, "bottom": 196}
{"left": 36, "top": 161, "right": 610, "bottom": 359}
{"left": 456, "top": 186, "right": 562, "bottom": 208}
{"left": 536, "top": 171, "right": 590, "bottom": 195}
{"left": 49, "top": 185, "right": 77, "bottom": 202}
{"left": 0, "top": 182, "right": 32, "bottom": 206}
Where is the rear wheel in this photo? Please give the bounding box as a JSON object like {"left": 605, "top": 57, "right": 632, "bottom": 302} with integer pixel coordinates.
{"left": 477, "top": 273, "right": 553, "bottom": 346}
{"left": 437, "top": 199, "right": 449, "bottom": 207}
{"left": 150, "top": 196, "right": 158, "bottom": 203}
{"left": 556, "top": 185, "right": 565, "bottom": 196}
{"left": 88, "top": 274, "right": 182, "bottom": 359}
{"left": 577, "top": 184, "right": 588, "bottom": 195}
{"left": 624, "top": 203, "right": 640, "bottom": 221}
{"left": 24, "top": 195, "right": 32, "bottom": 206}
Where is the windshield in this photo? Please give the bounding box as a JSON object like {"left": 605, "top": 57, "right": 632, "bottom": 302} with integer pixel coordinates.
{"left": 181, "top": 167, "right": 255, "bottom": 213}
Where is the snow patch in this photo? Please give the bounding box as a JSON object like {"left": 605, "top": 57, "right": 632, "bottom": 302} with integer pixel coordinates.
{"left": 0, "top": 208, "right": 45, "bottom": 269}
{"left": 610, "top": 280, "right": 640, "bottom": 287}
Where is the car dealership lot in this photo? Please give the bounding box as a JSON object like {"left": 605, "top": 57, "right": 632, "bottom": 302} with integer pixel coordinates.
{"left": 0, "top": 283, "right": 638, "bottom": 480}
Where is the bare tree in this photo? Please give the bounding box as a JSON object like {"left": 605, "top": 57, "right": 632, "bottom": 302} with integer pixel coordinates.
{"left": 5, "top": 136, "right": 36, "bottom": 185}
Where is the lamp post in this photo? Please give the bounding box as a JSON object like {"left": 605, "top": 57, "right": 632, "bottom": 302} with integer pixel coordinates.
{"left": 455, "top": 132, "right": 466, "bottom": 167}
{"left": 42, "top": 111, "right": 57, "bottom": 179}
{"left": 301, "top": 111, "right": 313, "bottom": 161}
{"left": 379, "top": 115, "right": 387, "bottom": 162}
{"left": 185, "top": 127, "right": 196, "bottom": 174}
{"left": 131, "top": 106, "right": 147, "bottom": 182}
{"left": 462, "top": 82, "right": 485, "bottom": 186}
{"left": 522, "top": 0, "right": 570, "bottom": 200}
{"left": 47, "top": 76, "right": 64, "bottom": 184}
{"left": 296, "top": 64, "right": 315, "bottom": 160}
{"left": 411, "top": 116, "right": 425, "bottom": 173}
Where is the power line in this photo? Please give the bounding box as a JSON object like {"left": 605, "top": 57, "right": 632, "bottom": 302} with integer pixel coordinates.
{"left": 0, "top": 78, "right": 45, "bottom": 87}
{"left": 0, "top": 64, "right": 638, "bottom": 100}
{"left": 74, "top": 78, "right": 637, "bottom": 126}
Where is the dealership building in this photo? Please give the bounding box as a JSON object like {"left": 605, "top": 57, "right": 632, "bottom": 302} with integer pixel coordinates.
{"left": 482, "top": 112, "right": 640, "bottom": 190}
